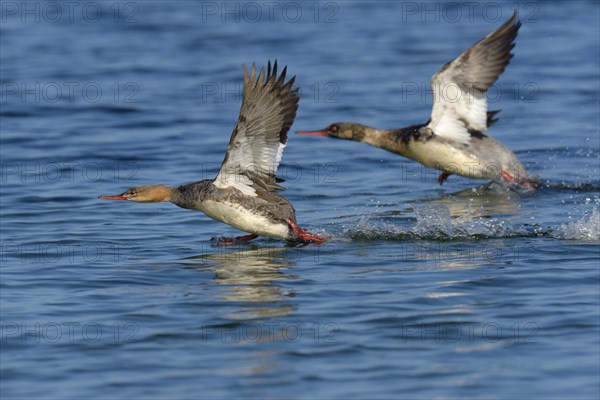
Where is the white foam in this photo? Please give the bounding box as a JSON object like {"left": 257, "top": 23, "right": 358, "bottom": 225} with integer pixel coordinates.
{"left": 344, "top": 203, "right": 522, "bottom": 240}
{"left": 555, "top": 207, "right": 600, "bottom": 242}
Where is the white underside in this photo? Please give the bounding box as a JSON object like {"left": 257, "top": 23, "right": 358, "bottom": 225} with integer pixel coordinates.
{"left": 199, "top": 200, "right": 292, "bottom": 239}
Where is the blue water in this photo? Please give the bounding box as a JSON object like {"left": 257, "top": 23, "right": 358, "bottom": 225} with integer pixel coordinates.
{"left": 1, "top": 1, "right": 599, "bottom": 399}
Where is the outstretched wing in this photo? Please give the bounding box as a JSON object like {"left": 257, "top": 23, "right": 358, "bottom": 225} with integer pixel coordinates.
{"left": 214, "top": 61, "right": 299, "bottom": 196}
{"left": 426, "top": 11, "right": 520, "bottom": 144}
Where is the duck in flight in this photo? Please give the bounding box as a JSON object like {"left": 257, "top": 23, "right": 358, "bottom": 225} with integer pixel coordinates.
{"left": 100, "top": 61, "right": 327, "bottom": 245}
{"left": 297, "top": 12, "right": 535, "bottom": 191}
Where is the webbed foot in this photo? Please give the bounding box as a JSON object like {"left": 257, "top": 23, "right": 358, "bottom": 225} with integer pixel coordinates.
{"left": 286, "top": 219, "right": 328, "bottom": 244}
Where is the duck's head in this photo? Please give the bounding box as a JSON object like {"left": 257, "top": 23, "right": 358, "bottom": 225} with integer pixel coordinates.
{"left": 297, "top": 122, "right": 369, "bottom": 142}
{"left": 99, "top": 184, "right": 172, "bottom": 202}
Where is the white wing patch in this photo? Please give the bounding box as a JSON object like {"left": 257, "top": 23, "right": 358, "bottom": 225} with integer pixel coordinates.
{"left": 428, "top": 85, "right": 488, "bottom": 144}
{"left": 458, "top": 89, "right": 488, "bottom": 132}
{"left": 275, "top": 141, "right": 286, "bottom": 167}
{"left": 430, "top": 108, "right": 469, "bottom": 144}
{"left": 213, "top": 173, "right": 257, "bottom": 197}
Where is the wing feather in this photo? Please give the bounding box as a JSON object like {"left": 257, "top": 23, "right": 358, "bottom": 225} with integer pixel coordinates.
{"left": 214, "top": 61, "right": 299, "bottom": 195}
{"left": 427, "top": 11, "right": 520, "bottom": 143}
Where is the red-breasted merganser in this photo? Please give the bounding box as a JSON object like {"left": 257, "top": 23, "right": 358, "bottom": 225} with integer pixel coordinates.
{"left": 100, "top": 62, "right": 327, "bottom": 244}
{"left": 297, "top": 12, "right": 535, "bottom": 191}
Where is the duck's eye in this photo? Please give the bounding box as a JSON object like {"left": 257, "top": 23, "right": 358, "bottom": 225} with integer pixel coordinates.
{"left": 329, "top": 125, "right": 339, "bottom": 133}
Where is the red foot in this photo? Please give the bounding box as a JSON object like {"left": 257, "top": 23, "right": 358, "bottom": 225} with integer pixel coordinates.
{"left": 214, "top": 234, "right": 258, "bottom": 246}
{"left": 500, "top": 171, "right": 536, "bottom": 191}
{"left": 286, "top": 219, "right": 328, "bottom": 243}
{"left": 438, "top": 172, "right": 451, "bottom": 185}
{"left": 500, "top": 171, "right": 515, "bottom": 183}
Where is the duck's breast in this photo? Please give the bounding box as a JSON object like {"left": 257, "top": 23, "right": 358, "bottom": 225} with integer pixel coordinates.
{"left": 200, "top": 199, "right": 292, "bottom": 239}
{"left": 405, "top": 139, "right": 482, "bottom": 177}
{"left": 406, "top": 135, "right": 528, "bottom": 180}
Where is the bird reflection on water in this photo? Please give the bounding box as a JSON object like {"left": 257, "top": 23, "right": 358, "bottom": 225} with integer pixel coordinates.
{"left": 183, "top": 247, "right": 297, "bottom": 320}
{"left": 424, "top": 182, "right": 525, "bottom": 219}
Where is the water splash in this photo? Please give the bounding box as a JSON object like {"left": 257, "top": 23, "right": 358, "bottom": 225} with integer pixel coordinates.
{"left": 344, "top": 203, "right": 536, "bottom": 241}
{"left": 555, "top": 206, "right": 600, "bottom": 242}
{"left": 411, "top": 204, "right": 520, "bottom": 239}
